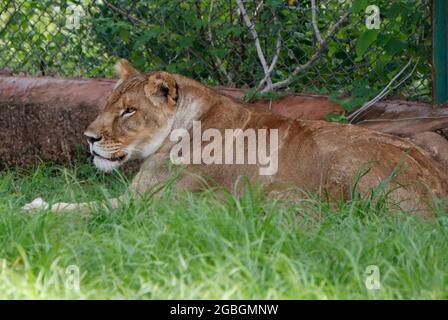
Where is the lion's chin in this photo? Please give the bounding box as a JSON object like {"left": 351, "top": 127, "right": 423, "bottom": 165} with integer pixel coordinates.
{"left": 93, "top": 156, "right": 122, "bottom": 172}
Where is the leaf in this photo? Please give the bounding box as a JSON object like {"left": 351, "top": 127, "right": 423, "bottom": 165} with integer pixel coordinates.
{"left": 384, "top": 37, "right": 407, "bottom": 56}
{"left": 119, "top": 29, "right": 129, "bottom": 43}
{"left": 385, "top": 2, "right": 402, "bottom": 19}
{"left": 376, "top": 34, "right": 392, "bottom": 47}
{"left": 133, "top": 28, "right": 163, "bottom": 49}
{"left": 352, "top": 79, "right": 374, "bottom": 98}
{"left": 355, "top": 30, "right": 378, "bottom": 58}
{"left": 341, "top": 97, "right": 369, "bottom": 112}
{"left": 352, "top": 0, "right": 369, "bottom": 14}
{"left": 325, "top": 113, "right": 348, "bottom": 123}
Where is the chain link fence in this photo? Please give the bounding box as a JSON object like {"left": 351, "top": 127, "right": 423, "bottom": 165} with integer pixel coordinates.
{"left": 0, "top": 0, "right": 433, "bottom": 106}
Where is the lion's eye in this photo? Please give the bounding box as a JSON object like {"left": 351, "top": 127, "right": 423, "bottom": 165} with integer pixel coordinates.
{"left": 121, "top": 107, "right": 136, "bottom": 118}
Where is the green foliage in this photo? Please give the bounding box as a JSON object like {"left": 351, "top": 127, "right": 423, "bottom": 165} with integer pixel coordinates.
{"left": 327, "top": 79, "right": 377, "bottom": 122}
{"left": 0, "top": 0, "right": 432, "bottom": 101}
{"left": 0, "top": 163, "right": 447, "bottom": 299}
{"left": 356, "top": 30, "right": 378, "bottom": 58}
{"left": 243, "top": 88, "right": 287, "bottom": 102}
{"left": 325, "top": 112, "right": 349, "bottom": 123}
{"left": 352, "top": 0, "right": 369, "bottom": 14}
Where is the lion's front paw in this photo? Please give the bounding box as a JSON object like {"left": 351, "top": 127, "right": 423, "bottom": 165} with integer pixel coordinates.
{"left": 22, "top": 197, "right": 50, "bottom": 211}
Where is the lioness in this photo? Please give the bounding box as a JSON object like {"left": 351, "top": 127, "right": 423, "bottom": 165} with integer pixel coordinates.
{"left": 24, "top": 59, "right": 448, "bottom": 218}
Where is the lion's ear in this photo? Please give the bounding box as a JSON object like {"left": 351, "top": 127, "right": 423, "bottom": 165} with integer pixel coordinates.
{"left": 144, "top": 72, "right": 178, "bottom": 110}
{"left": 115, "top": 59, "right": 139, "bottom": 80}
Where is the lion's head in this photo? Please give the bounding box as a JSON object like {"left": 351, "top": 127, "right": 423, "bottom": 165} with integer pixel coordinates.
{"left": 84, "top": 59, "right": 179, "bottom": 172}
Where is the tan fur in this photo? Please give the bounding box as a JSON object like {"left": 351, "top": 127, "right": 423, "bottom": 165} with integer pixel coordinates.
{"left": 25, "top": 60, "right": 448, "bottom": 218}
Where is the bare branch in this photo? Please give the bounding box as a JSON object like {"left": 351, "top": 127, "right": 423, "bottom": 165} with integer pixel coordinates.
{"left": 103, "top": 0, "right": 145, "bottom": 26}
{"left": 357, "top": 116, "right": 448, "bottom": 124}
{"left": 257, "top": 28, "right": 282, "bottom": 91}
{"left": 263, "top": 9, "right": 350, "bottom": 92}
{"left": 311, "top": 0, "right": 323, "bottom": 44}
{"left": 236, "top": 0, "right": 272, "bottom": 87}
{"left": 253, "top": 0, "right": 264, "bottom": 19}
{"left": 348, "top": 59, "right": 416, "bottom": 123}
{"left": 207, "top": 0, "right": 214, "bottom": 42}
{"left": 207, "top": 0, "right": 233, "bottom": 85}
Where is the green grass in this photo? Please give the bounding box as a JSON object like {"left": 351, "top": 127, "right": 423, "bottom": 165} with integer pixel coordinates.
{"left": 0, "top": 163, "right": 447, "bottom": 299}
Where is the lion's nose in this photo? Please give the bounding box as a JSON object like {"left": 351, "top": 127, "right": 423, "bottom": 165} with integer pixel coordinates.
{"left": 84, "top": 131, "right": 102, "bottom": 144}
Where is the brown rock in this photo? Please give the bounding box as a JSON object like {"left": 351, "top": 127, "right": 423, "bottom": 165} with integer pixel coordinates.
{"left": 357, "top": 100, "right": 448, "bottom": 135}
{"left": 410, "top": 131, "right": 448, "bottom": 169}
{"left": 0, "top": 77, "right": 114, "bottom": 168}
